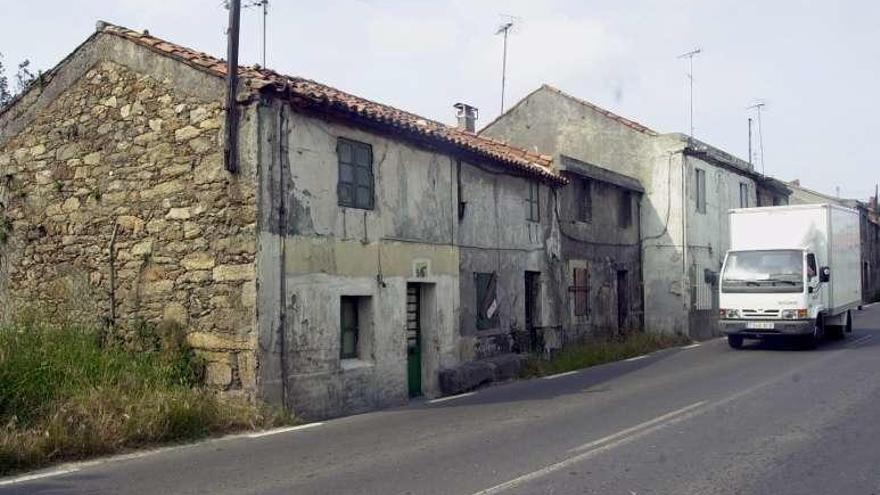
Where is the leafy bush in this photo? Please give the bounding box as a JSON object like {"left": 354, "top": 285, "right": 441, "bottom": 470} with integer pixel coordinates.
{"left": 0, "top": 316, "right": 290, "bottom": 475}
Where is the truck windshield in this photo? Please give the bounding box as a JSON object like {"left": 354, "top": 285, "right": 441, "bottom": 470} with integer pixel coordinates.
{"left": 721, "top": 249, "right": 804, "bottom": 293}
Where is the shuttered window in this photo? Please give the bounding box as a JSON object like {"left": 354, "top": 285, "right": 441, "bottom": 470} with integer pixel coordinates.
{"left": 475, "top": 272, "right": 499, "bottom": 330}
{"left": 526, "top": 182, "right": 540, "bottom": 222}
{"left": 579, "top": 179, "right": 592, "bottom": 222}
{"left": 619, "top": 191, "right": 632, "bottom": 228}
{"left": 337, "top": 138, "right": 374, "bottom": 210}
{"left": 739, "top": 183, "right": 749, "bottom": 208}
{"left": 340, "top": 297, "right": 360, "bottom": 359}
{"left": 571, "top": 268, "right": 590, "bottom": 316}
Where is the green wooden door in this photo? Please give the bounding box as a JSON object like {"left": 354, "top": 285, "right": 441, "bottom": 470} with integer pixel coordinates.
{"left": 406, "top": 284, "right": 422, "bottom": 398}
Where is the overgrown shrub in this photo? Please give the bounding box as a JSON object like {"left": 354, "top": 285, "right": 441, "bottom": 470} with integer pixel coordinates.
{"left": 0, "top": 315, "right": 291, "bottom": 475}
{"left": 521, "top": 331, "right": 691, "bottom": 378}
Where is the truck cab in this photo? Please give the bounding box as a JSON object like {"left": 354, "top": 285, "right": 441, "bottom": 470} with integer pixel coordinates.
{"left": 719, "top": 248, "right": 830, "bottom": 347}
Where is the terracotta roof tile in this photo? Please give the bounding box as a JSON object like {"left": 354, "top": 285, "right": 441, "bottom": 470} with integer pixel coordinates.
{"left": 97, "top": 22, "right": 564, "bottom": 185}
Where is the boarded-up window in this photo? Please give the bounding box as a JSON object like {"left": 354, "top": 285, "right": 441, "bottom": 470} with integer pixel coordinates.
{"left": 571, "top": 267, "right": 590, "bottom": 316}
{"left": 618, "top": 190, "right": 632, "bottom": 228}
{"left": 578, "top": 179, "right": 592, "bottom": 222}
{"left": 695, "top": 168, "right": 707, "bottom": 213}
{"left": 337, "top": 138, "right": 374, "bottom": 210}
{"left": 526, "top": 182, "right": 540, "bottom": 222}
{"left": 475, "top": 272, "right": 499, "bottom": 330}
{"left": 739, "top": 183, "right": 749, "bottom": 208}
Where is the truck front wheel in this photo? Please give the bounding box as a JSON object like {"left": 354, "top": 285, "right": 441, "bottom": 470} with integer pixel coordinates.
{"left": 727, "top": 335, "right": 744, "bottom": 349}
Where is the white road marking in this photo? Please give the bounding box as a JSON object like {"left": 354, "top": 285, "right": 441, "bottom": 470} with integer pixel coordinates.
{"left": 681, "top": 343, "right": 701, "bottom": 349}
{"left": 847, "top": 335, "right": 872, "bottom": 348}
{"left": 470, "top": 401, "right": 707, "bottom": 495}
{"left": 624, "top": 355, "right": 648, "bottom": 362}
{"left": 0, "top": 467, "right": 81, "bottom": 486}
{"left": 428, "top": 392, "right": 476, "bottom": 404}
{"left": 247, "top": 422, "right": 324, "bottom": 438}
{"left": 542, "top": 371, "right": 579, "bottom": 380}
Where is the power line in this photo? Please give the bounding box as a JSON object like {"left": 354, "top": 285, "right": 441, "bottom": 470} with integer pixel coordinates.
{"left": 677, "top": 48, "right": 701, "bottom": 137}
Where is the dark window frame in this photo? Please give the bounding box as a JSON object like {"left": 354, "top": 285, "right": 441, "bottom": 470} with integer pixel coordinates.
{"left": 618, "top": 190, "right": 632, "bottom": 229}
{"left": 739, "top": 182, "right": 749, "bottom": 208}
{"left": 571, "top": 267, "right": 590, "bottom": 317}
{"left": 695, "top": 168, "right": 707, "bottom": 214}
{"left": 578, "top": 178, "right": 593, "bottom": 223}
{"left": 526, "top": 182, "right": 540, "bottom": 223}
{"left": 337, "top": 138, "right": 375, "bottom": 210}
{"left": 475, "top": 272, "right": 500, "bottom": 330}
{"left": 340, "top": 296, "right": 360, "bottom": 360}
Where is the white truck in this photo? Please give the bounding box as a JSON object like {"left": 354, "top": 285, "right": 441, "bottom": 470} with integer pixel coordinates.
{"left": 719, "top": 204, "right": 862, "bottom": 348}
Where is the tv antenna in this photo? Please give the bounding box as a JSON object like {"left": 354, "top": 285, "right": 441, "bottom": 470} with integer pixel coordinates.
{"left": 747, "top": 100, "right": 767, "bottom": 174}
{"left": 244, "top": 0, "right": 269, "bottom": 67}
{"left": 496, "top": 14, "right": 520, "bottom": 114}
{"left": 677, "top": 48, "right": 701, "bottom": 137}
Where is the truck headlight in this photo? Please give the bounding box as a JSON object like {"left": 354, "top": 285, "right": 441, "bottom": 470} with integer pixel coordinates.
{"left": 781, "top": 309, "right": 808, "bottom": 319}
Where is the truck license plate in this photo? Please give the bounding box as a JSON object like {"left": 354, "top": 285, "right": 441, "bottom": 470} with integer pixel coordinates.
{"left": 746, "top": 321, "right": 775, "bottom": 330}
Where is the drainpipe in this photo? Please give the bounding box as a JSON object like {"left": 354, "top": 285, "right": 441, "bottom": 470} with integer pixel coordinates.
{"left": 224, "top": 0, "right": 241, "bottom": 173}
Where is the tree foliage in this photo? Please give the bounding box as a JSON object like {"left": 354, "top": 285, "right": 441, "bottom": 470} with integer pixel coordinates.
{"left": 0, "top": 52, "right": 38, "bottom": 109}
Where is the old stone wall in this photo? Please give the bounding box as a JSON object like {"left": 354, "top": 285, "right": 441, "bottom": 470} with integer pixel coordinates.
{"left": 0, "top": 60, "right": 259, "bottom": 396}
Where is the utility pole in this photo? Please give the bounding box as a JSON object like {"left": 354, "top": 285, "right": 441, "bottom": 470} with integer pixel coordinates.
{"left": 677, "top": 48, "right": 701, "bottom": 137}
{"left": 244, "top": 0, "right": 269, "bottom": 67}
{"left": 748, "top": 117, "right": 753, "bottom": 167}
{"left": 748, "top": 101, "right": 766, "bottom": 174}
{"left": 496, "top": 16, "right": 517, "bottom": 114}
{"left": 224, "top": 0, "right": 241, "bottom": 173}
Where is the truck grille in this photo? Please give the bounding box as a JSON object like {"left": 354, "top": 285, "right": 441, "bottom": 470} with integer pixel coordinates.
{"left": 741, "top": 309, "right": 780, "bottom": 319}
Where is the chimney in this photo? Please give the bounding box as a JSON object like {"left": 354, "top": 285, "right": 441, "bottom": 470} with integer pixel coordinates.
{"left": 454, "top": 103, "right": 479, "bottom": 132}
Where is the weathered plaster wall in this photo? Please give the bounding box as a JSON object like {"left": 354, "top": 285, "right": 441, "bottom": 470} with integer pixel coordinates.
{"left": 0, "top": 38, "right": 260, "bottom": 397}
{"left": 556, "top": 175, "right": 643, "bottom": 338}
{"left": 257, "top": 105, "right": 460, "bottom": 419}
{"left": 457, "top": 161, "right": 560, "bottom": 358}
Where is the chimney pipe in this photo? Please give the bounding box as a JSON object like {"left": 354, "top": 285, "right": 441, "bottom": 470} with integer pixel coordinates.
{"left": 224, "top": 0, "right": 241, "bottom": 173}
{"left": 454, "top": 103, "right": 479, "bottom": 133}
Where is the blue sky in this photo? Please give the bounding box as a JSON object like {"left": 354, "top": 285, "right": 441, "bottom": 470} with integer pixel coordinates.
{"left": 1, "top": 0, "right": 877, "bottom": 199}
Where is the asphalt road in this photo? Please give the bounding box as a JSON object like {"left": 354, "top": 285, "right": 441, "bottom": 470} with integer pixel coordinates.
{"left": 4, "top": 304, "right": 880, "bottom": 495}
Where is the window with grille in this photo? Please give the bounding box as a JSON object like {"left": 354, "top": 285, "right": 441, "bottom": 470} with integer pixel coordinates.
{"left": 337, "top": 138, "right": 374, "bottom": 210}
{"left": 526, "top": 182, "right": 540, "bottom": 222}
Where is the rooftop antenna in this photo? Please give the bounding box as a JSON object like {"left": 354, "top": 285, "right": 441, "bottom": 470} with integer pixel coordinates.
{"left": 747, "top": 101, "right": 767, "bottom": 174}
{"left": 496, "top": 15, "right": 519, "bottom": 114}
{"left": 677, "top": 48, "right": 701, "bottom": 137}
{"left": 244, "top": 0, "right": 269, "bottom": 67}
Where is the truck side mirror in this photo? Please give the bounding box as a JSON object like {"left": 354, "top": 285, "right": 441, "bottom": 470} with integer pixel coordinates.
{"left": 819, "top": 266, "right": 831, "bottom": 283}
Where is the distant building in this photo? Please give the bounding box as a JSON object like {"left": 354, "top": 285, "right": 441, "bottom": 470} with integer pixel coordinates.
{"left": 482, "top": 85, "right": 791, "bottom": 338}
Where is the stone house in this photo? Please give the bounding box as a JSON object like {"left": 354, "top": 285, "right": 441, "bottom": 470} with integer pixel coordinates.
{"left": 0, "top": 23, "right": 576, "bottom": 419}
{"left": 482, "top": 85, "right": 791, "bottom": 338}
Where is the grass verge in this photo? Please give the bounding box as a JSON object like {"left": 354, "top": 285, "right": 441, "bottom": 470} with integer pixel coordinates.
{"left": 521, "top": 331, "right": 691, "bottom": 378}
{"left": 0, "top": 316, "right": 291, "bottom": 476}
